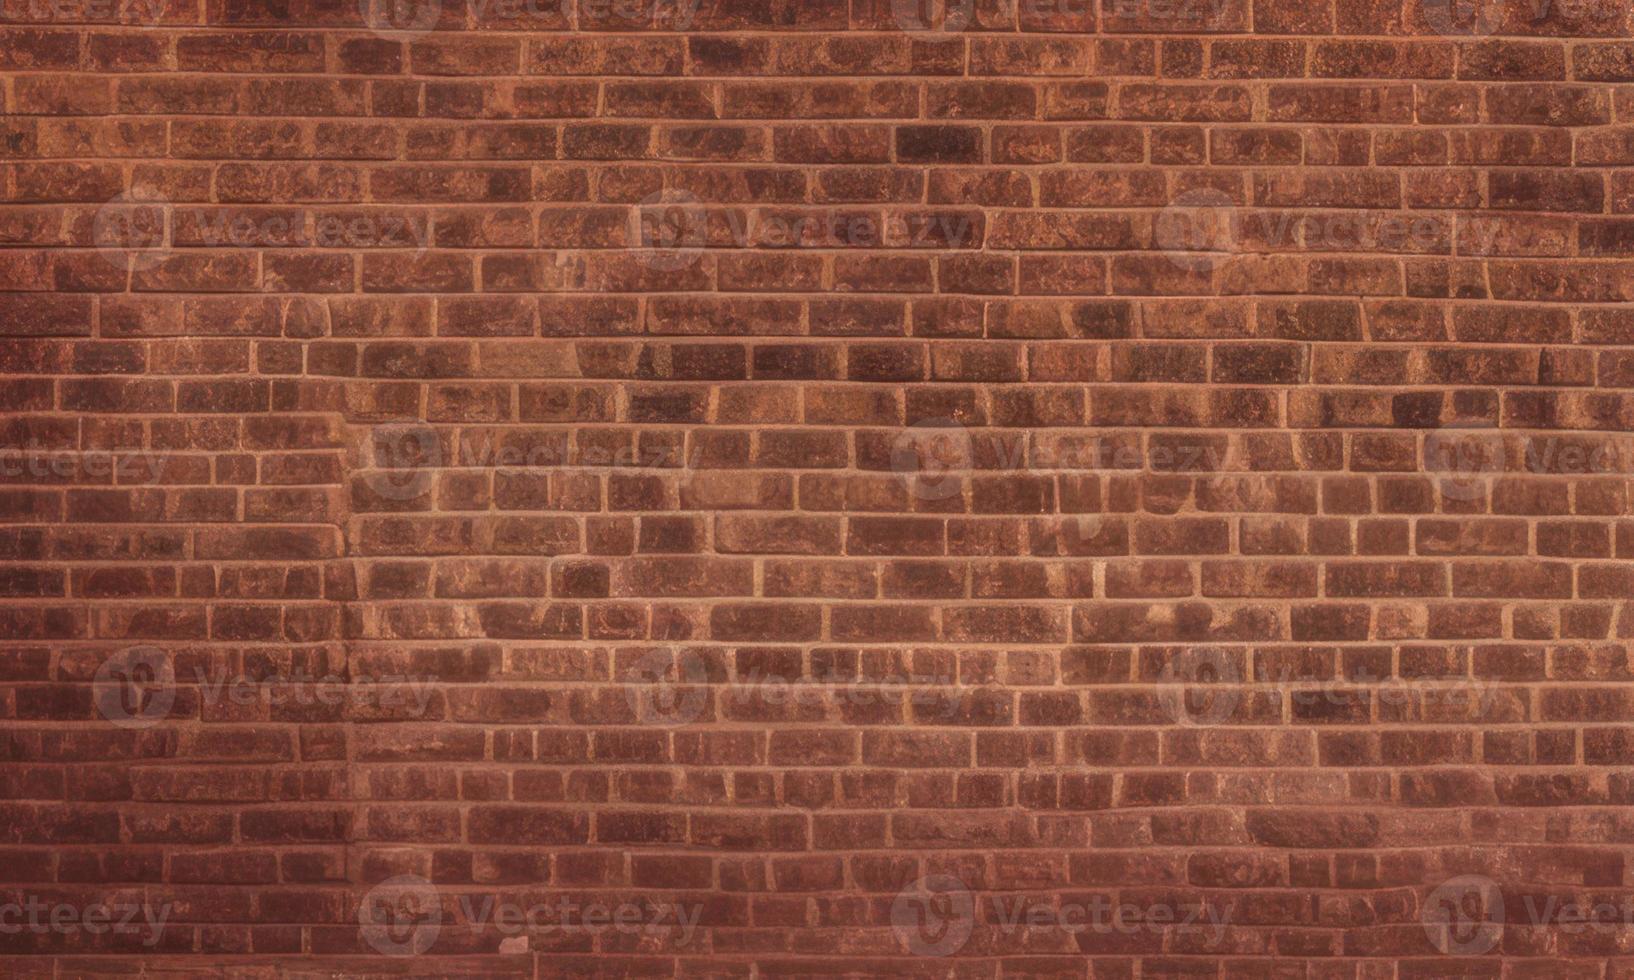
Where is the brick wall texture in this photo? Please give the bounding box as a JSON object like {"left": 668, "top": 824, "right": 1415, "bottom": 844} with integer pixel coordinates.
{"left": 6, "top": 0, "right": 1634, "bottom": 975}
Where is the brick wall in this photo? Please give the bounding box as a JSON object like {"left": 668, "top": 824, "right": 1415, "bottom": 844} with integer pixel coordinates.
{"left": 4, "top": 0, "right": 1634, "bottom": 974}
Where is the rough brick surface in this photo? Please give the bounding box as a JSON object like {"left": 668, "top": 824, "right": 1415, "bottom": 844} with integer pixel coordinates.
{"left": 4, "top": 0, "right": 1634, "bottom": 974}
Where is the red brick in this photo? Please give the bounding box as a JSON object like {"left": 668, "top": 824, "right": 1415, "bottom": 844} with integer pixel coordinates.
{"left": 3, "top": 11, "right": 1625, "bottom": 972}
